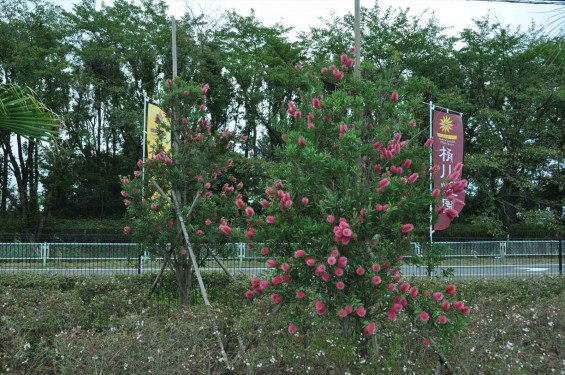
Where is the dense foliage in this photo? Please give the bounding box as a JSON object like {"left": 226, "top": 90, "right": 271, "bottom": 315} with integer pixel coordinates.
{"left": 0, "top": 0, "right": 563, "bottom": 236}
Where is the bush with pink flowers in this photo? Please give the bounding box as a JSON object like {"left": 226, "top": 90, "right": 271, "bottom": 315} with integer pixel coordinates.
{"left": 120, "top": 77, "right": 241, "bottom": 304}
{"left": 242, "top": 51, "right": 470, "bottom": 354}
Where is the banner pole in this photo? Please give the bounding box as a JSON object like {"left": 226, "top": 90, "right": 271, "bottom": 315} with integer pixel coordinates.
{"left": 429, "top": 101, "right": 434, "bottom": 245}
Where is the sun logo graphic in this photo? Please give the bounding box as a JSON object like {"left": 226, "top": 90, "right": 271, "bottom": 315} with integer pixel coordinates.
{"left": 439, "top": 115, "right": 454, "bottom": 133}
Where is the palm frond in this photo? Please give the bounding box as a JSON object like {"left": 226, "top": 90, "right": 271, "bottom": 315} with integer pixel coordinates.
{"left": 0, "top": 84, "right": 62, "bottom": 140}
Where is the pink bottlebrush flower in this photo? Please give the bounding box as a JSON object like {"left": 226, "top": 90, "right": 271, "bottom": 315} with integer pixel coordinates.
{"left": 137, "top": 159, "right": 143, "bottom": 167}
{"left": 391, "top": 91, "right": 399, "bottom": 102}
{"left": 294, "top": 249, "right": 305, "bottom": 257}
{"left": 295, "top": 111, "right": 302, "bottom": 119}
{"left": 340, "top": 53, "right": 348, "bottom": 63}
{"left": 301, "top": 197, "right": 309, "bottom": 206}
{"left": 327, "top": 256, "right": 337, "bottom": 265}
{"left": 260, "top": 247, "right": 270, "bottom": 256}
{"left": 343, "top": 305, "right": 353, "bottom": 315}
{"left": 219, "top": 225, "right": 232, "bottom": 235}
{"left": 420, "top": 311, "right": 430, "bottom": 322}
{"left": 321, "top": 67, "right": 328, "bottom": 74}
{"left": 356, "top": 306, "right": 366, "bottom": 317}
{"left": 364, "top": 322, "right": 376, "bottom": 336}
{"left": 197, "top": 230, "right": 203, "bottom": 235}
{"left": 201, "top": 83, "right": 209, "bottom": 94}
{"left": 245, "top": 290, "right": 254, "bottom": 298}
{"left": 307, "top": 113, "right": 315, "bottom": 123}
{"left": 312, "top": 97, "right": 322, "bottom": 109}
{"left": 260, "top": 199, "right": 270, "bottom": 208}
{"left": 334, "top": 267, "right": 344, "bottom": 277}
{"left": 266, "top": 216, "right": 276, "bottom": 224}
{"left": 133, "top": 170, "right": 141, "bottom": 176}
{"left": 266, "top": 259, "right": 279, "bottom": 268}
{"left": 388, "top": 310, "right": 397, "bottom": 320}
{"left": 346, "top": 57, "right": 354, "bottom": 67}
{"left": 322, "top": 115, "right": 331, "bottom": 121}
{"left": 340, "top": 123, "right": 348, "bottom": 133}
{"left": 281, "top": 134, "right": 288, "bottom": 141}
{"left": 204, "top": 182, "right": 211, "bottom": 189}
{"left": 356, "top": 267, "right": 366, "bottom": 276}
{"left": 393, "top": 303, "right": 403, "bottom": 313}
{"left": 438, "top": 315, "right": 448, "bottom": 324}
{"left": 237, "top": 182, "right": 244, "bottom": 189}
{"left": 121, "top": 191, "right": 128, "bottom": 198}
{"left": 327, "top": 215, "right": 335, "bottom": 223}
{"left": 446, "top": 284, "right": 457, "bottom": 296}
{"left": 408, "top": 173, "right": 419, "bottom": 183}
{"left": 321, "top": 273, "right": 331, "bottom": 282}
{"left": 196, "top": 176, "right": 203, "bottom": 183}
{"left": 245, "top": 206, "right": 254, "bottom": 216}
{"left": 305, "top": 258, "right": 316, "bottom": 267}
{"left": 336, "top": 281, "right": 345, "bottom": 290}
{"left": 372, "top": 263, "right": 381, "bottom": 272}
{"left": 423, "top": 339, "right": 431, "bottom": 347}
{"left": 409, "top": 120, "right": 417, "bottom": 127}
{"left": 315, "top": 300, "right": 325, "bottom": 311}
{"left": 442, "top": 301, "right": 451, "bottom": 311}
{"left": 180, "top": 248, "right": 187, "bottom": 256}
{"left": 182, "top": 117, "right": 188, "bottom": 125}
{"left": 123, "top": 226, "right": 131, "bottom": 233}
{"left": 150, "top": 203, "right": 158, "bottom": 211}
{"left": 330, "top": 248, "right": 340, "bottom": 257}
{"left": 403, "top": 159, "right": 412, "bottom": 169}
{"left": 401, "top": 224, "right": 414, "bottom": 233}
{"left": 236, "top": 199, "right": 245, "bottom": 209}
{"left": 454, "top": 301, "right": 464, "bottom": 311}
{"left": 124, "top": 200, "right": 131, "bottom": 207}
{"left": 372, "top": 276, "right": 382, "bottom": 285}
{"left": 379, "top": 178, "right": 391, "bottom": 188}
{"left": 205, "top": 219, "right": 212, "bottom": 226}
{"left": 298, "top": 137, "right": 305, "bottom": 146}
{"left": 199, "top": 104, "right": 206, "bottom": 111}
{"left": 288, "top": 324, "right": 297, "bottom": 335}
{"left": 461, "top": 306, "right": 471, "bottom": 315}
{"left": 307, "top": 122, "right": 315, "bottom": 129}
{"left": 424, "top": 138, "right": 434, "bottom": 147}
{"left": 284, "top": 199, "right": 293, "bottom": 209}
{"left": 296, "top": 290, "right": 305, "bottom": 299}
{"left": 445, "top": 208, "right": 459, "bottom": 219}
{"left": 337, "top": 256, "right": 348, "bottom": 268}
{"left": 342, "top": 228, "right": 353, "bottom": 238}
{"left": 400, "top": 282, "right": 410, "bottom": 292}
{"left": 316, "top": 264, "right": 327, "bottom": 275}
{"left": 338, "top": 309, "right": 348, "bottom": 318}
{"left": 271, "top": 275, "right": 282, "bottom": 285}
{"left": 294, "top": 64, "right": 302, "bottom": 70}
{"left": 432, "top": 188, "right": 441, "bottom": 198}
{"left": 122, "top": 178, "right": 130, "bottom": 185}
{"left": 246, "top": 230, "right": 254, "bottom": 239}
{"left": 271, "top": 294, "right": 282, "bottom": 304}
{"left": 387, "top": 283, "right": 396, "bottom": 292}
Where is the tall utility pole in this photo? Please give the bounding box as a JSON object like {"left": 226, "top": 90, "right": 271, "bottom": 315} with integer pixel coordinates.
{"left": 354, "top": 0, "right": 361, "bottom": 77}
{"left": 171, "top": 16, "right": 177, "bottom": 78}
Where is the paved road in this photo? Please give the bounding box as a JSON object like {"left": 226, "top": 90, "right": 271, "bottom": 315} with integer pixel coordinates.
{"left": 0, "top": 264, "right": 561, "bottom": 279}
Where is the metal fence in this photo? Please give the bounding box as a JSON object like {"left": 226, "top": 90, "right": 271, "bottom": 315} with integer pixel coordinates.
{"left": 0, "top": 239, "right": 562, "bottom": 279}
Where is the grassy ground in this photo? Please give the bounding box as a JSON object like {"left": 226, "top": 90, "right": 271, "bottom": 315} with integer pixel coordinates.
{"left": 0, "top": 273, "right": 563, "bottom": 374}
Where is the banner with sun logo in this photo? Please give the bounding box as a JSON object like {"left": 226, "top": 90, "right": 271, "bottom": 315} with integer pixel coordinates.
{"left": 433, "top": 110, "right": 465, "bottom": 230}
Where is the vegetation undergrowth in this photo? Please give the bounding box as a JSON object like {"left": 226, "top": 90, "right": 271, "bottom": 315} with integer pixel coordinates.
{"left": 1, "top": 273, "right": 563, "bottom": 374}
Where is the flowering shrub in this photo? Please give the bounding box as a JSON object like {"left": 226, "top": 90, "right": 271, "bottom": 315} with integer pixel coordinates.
{"left": 242, "top": 51, "right": 470, "bottom": 351}
{"left": 120, "top": 77, "right": 240, "bottom": 304}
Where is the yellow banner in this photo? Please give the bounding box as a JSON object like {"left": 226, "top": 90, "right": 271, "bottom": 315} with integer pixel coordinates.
{"left": 146, "top": 102, "right": 170, "bottom": 157}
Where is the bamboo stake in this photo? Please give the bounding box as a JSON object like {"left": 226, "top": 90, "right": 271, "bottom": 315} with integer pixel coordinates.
{"left": 152, "top": 180, "right": 229, "bottom": 365}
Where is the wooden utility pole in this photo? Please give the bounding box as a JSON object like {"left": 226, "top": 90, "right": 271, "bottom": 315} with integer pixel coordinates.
{"left": 354, "top": 0, "right": 361, "bottom": 77}
{"left": 171, "top": 16, "right": 178, "bottom": 78}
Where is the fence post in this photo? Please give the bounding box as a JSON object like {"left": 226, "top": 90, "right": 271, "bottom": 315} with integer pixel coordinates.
{"left": 559, "top": 238, "right": 563, "bottom": 276}
{"left": 41, "top": 243, "right": 49, "bottom": 266}
{"left": 138, "top": 252, "right": 142, "bottom": 275}
{"left": 239, "top": 243, "right": 244, "bottom": 269}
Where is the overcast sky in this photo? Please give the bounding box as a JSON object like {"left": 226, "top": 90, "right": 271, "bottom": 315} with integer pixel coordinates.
{"left": 51, "top": 0, "right": 561, "bottom": 37}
